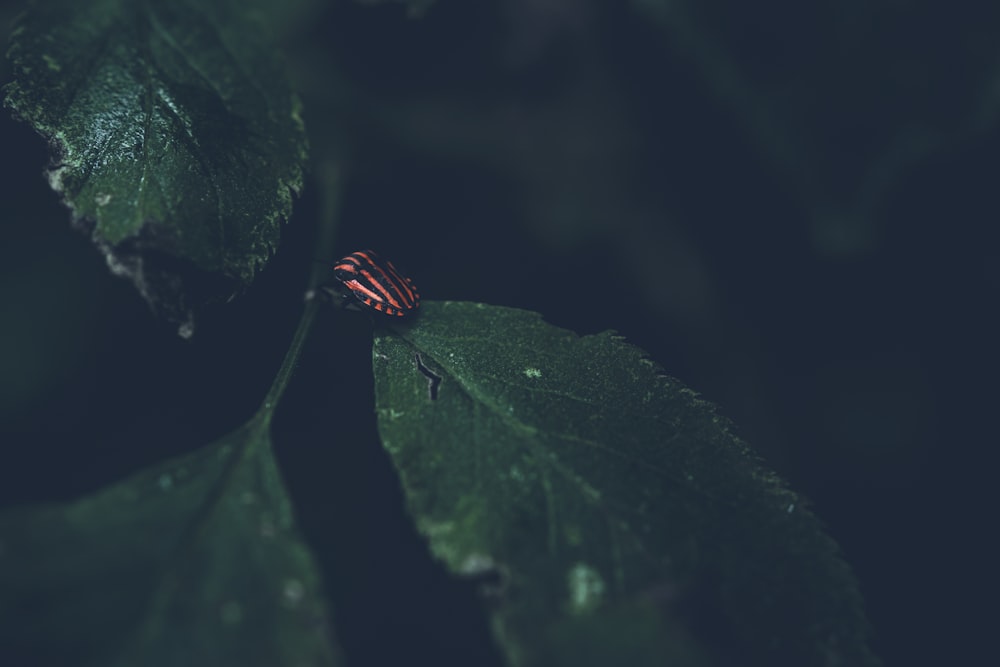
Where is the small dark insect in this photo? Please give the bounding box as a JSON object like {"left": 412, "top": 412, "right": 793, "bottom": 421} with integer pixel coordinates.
{"left": 331, "top": 250, "right": 420, "bottom": 317}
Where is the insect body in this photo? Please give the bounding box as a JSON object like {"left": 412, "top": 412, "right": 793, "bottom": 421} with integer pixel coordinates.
{"left": 332, "top": 250, "right": 420, "bottom": 317}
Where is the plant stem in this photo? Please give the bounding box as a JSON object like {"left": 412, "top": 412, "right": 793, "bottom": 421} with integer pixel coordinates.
{"left": 257, "top": 160, "right": 343, "bottom": 423}
{"left": 258, "top": 298, "right": 319, "bottom": 422}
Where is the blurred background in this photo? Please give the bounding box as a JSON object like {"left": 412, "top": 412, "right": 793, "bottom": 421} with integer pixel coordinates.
{"left": 1, "top": 1, "right": 997, "bottom": 665}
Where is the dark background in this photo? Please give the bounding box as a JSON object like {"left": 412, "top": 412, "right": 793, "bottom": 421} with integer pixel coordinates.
{"left": 1, "top": 1, "right": 996, "bottom": 665}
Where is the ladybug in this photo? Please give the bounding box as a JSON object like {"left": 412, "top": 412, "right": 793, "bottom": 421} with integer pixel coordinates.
{"left": 331, "top": 250, "right": 420, "bottom": 317}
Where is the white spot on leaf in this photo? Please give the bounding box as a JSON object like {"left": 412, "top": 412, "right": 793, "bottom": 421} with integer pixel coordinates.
{"left": 95, "top": 193, "right": 111, "bottom": 206}
{"left": 524, "top": 367, "right": 542, "bottom": 378}
{"left": 282, "top": 579, "right": 305, "bottom": 608}
{"left": 459, "top": 553, "right": 495, "bottom": 576}
{"left": 46, "top": 166, "right": 68, "bottom": 193}
{"left": 567, "top": 563, "right": 605, "bottom": 614}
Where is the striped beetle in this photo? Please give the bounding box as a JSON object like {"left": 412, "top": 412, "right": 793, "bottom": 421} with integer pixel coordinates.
{"left": 331, "top": 250, "right": 420, "bottom": 317}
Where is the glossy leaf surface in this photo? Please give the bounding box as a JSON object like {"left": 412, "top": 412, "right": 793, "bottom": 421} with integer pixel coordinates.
{"left": 4, "top": 0, "right": 307, "bottom": 330}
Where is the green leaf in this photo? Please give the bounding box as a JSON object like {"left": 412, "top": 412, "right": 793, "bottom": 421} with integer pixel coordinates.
{"left": 0, "top": 414, "right": 341, "bottom": 667}
{"left": 4, "top": 0, "right": 308, "bottom": 333}
{"left": 373, "top": 302, "right": 879, "bottom": 667}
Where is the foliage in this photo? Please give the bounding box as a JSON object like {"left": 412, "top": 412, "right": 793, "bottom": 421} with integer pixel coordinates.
{"left": 0, "top": 413, "right": 340, "bottom": 666}
{"left": 4, "top": 0, "right": 307, "bottom": 333}
{"left": 0, "top": 0, "right": 914, "bottom": 665}
{"left": 374, "top": 302, "right": 876, "bottom": 666}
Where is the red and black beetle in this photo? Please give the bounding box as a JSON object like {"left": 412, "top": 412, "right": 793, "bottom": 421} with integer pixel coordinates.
{"left": 331, "top": 250, "right": 420, "bottom": 317}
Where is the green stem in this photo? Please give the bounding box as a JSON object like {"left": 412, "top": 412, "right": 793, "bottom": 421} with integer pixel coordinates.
{"left": 257, "top": 160, "right": 343, "bottom": 423}
{"left": 258, "top": 298, "right": 319, "bottom": 422}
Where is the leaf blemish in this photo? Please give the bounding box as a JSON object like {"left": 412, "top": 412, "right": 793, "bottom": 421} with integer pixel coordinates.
{"left": 524, "top": 367, "right": 542, "bottom": 378}
{"left": 459, "top": 553, "right": 496, "bottom": 577}
{"left": 414, "top": 353, "right": 442, "bottom": 401}
{"left": 282, "top": 579, "right": 305, "bottom": 608}
{"left": 459, "top": 553, "right": 508, "bottom": 598}
{"left": 567, "top": 563, "right": 605, "bottom": 614}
